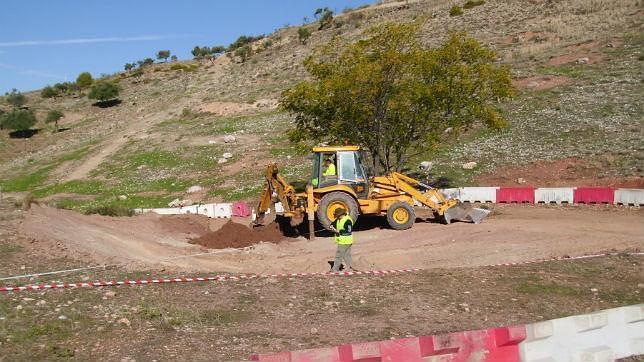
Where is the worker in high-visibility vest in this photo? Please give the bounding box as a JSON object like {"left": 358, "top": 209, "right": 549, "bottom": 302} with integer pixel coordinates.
{"left": 323, "top": 159, "right": 336, "bottom": 176}
{"left": 330, "top": 207, "right": 353, "bottom": 272}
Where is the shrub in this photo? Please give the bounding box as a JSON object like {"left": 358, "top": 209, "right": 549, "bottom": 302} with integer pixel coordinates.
{"left": 124, "top": 63, "right": 135, "bottom": 72}
{"left": 263, "top": 39, "right": 273, "bottom": 48}
{"left": 449, "top": 5, "right": 463, "bottom": 16}
{"left": 298, "top": 27, "right": 312, "bottom": 44}
{"left": 76, "top": 72, "right": 93, "bottom": 88}
{"left": 84, "top": 205, "right": 133, "bottom": 217}
{"left": 45, "top": 109, "right": 64, "bottom": 132}
{"left": 88, "top": 81, "right": 120, "bottom": 103}
{"left": 1, "top": 109, "right": 37, "bottom": 133}
{"left": 4, "top": 89, "right": 27, "bottom": 108}
{"left": 234, "top": 45, "right": 252, "bottom": 62}
{"left": 41, "top": 85, "right": 59, "bottom": 98}
{"left": 170, "top": 55, "right": 178, "bottom": 61}
{"left": 228, "top": 34, "right": 264, "bottom": 51}
{"left": 315, "top": 7, "right": 334, "bottom": 30}
{"left": 463, "top": 0, "right": 485, "bottom": 9}
{"left": 156, "top": 50, "right": 171, "bottom": 62}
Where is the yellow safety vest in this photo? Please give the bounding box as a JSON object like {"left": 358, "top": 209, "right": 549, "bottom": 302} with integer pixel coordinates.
{"left": 323, "top": 163, "right": 336, "bottom": 176}
{"left": 335, "top": 214, "right": 353, "bottom": 245}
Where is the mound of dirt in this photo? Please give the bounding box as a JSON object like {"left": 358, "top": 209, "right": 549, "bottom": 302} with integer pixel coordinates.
{"left": 189, "top": 221, "right": 284, "bottom": 249}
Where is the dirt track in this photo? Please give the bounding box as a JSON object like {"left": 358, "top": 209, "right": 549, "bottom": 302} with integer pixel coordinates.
{"left": 19, "top": 204, "right": 643, "bottom": 274}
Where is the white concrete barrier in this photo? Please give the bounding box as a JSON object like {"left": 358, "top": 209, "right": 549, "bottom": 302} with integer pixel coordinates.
{"left": 519, "top": 304, "right": 644, "bottom": 361}
{"left": 459, "top": 187, "right": 499, "bottom": 203}
{"left": 614, "top": 188, "right": 644, "bottom": 206}
{"left": 535, "top": 187, "right": 575, "bottom": 204}
{"left": 214, "top": 203, "right": 233, "bottom": 218}
{"left": 440, "top": 188, "right": 461, "bottom": 200}
{"left": 178, "top": 205, "right": 199, "bottom": 215}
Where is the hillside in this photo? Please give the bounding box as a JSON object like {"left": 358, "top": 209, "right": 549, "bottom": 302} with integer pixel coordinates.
{"left": 0, "top": 0, "right": 642, "bottom": 212}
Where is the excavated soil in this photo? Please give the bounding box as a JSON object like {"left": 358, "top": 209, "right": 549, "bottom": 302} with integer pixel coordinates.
{"left": 189, "top": 221, "right": 284, "bottom": 249}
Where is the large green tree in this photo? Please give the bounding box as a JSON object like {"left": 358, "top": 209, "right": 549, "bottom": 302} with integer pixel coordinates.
{"left": 280, "top": 22, "right": 513, "bottom": 172}
{"left": 76, "top": 72, "right": 94, "bottom": 88}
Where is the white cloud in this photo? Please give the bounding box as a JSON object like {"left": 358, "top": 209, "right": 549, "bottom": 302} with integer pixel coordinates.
{"left": 0, "top": 35, "right": 169, "bottom": 47}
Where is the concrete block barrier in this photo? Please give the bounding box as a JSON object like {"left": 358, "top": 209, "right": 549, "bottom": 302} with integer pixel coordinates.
{"left": 534, "top": 187, "right": 575, "bottom": 204}
{"left": 232, "top": 201, "right": 252, "bottom": 217}
{"left": 459, "top": 187, "right": 499, "bottom": 203}
{"left": 214, "top": 203, "right": 233, "bottom": 218}
{"left": 614, "top": 188, "right": 644, "bottom": 206}
{"left": 251, "top": 326, "right": 526, "bottom": 361}
{"left": 497, "top": 187, "right": 535, "bottom": 203}
{"left": 440, "top": 188, "right": 461, "bottom": 200}
{"left": 574, "top": 187, "right": 614, "bottom": 204}
{"left": 178, "top": 205, "right": 199, "bottom": 215}
{"left": 519, "top": 304, "right": 644, "bottom": 361}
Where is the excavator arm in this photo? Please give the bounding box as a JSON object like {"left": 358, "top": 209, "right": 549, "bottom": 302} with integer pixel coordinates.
{"left": 255, "top": 164, "right": 302, "bottom": 225}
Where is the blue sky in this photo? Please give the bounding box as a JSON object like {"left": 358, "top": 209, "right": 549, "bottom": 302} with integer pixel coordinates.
{"left": 0, "top": 0, "right": 374, "bottom": 94}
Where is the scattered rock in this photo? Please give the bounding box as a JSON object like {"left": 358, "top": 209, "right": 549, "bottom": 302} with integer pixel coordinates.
{"left": 208, "top": 140, "right": 217, "bottom": 145}
{"left": 58, "top": 315, "right": 68, "bottom": 320}
{"left": 310, "top": 327, "right": 319, "bottom": 334}
{"left": 16, "top": 305, "right": 22, "bottom": 311}
{"left": 181, "top": 199, "right": 194, "bottom": 207}
{"left": 223, "top": 135, "right": 236, "bottom": 143}
{"left": 168, "top": 198, "right": 182, "bottom": 208}
{"left": 590, "top": 288, "right": 598, "bottom": 293}
{"left": 186, "top": 185, "right": 203, "bottom": 194}
{"left": 36, "top": 300, "right": 46, "bottom": 306}
{"left": 22, "top": 298, "right": 34, "bottom": 302}
{"left": 136, "top": 165, "right": 146, "bottom": 170}
{"left": 217, "top": 158, "right": 228, "bottom": 164}
{"left": 104, "top": 291, "right": 116, "bottom": 298}
{"left": 117, "top": 317, "right": 131, "bottom": 327}
{"left": 118, "top": 195, "right": 127, "bottom": 201}
{"left": 576, "top": 57, "right": 589, "bottom": 64}
{"left": 223, "top": 152, "right": 233, "bottom": 159}
{"left": 462, "top": 161, "right": 477, "bottom": 170}
{"left": 419, "top": 161, "right": 433, "bottom": 171}
{"left": 517, "top": 177, "right": 526, "bottom": 184}
{"left": 323, "top": 301, "right": 334, "bottom": 306}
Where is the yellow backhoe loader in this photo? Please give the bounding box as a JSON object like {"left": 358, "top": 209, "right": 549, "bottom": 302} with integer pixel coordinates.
{"left": 254, "top": 145, "right": 488, "bottom": 239}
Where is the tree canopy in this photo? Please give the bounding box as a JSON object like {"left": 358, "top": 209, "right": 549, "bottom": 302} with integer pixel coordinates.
{"left": 4, "top": 89, "right": 27, "bottom": 108}
{"left": 88, "top": 81, "right": 120, "bottom": 103}
{"left": 157, "top": 50, "right": 171, "bottom": 62}
{"left": 280, "top": 22, "right": 513, "bottom": 172}
{"left": 76, "top": 72, "right": 94, "bottom": 88}
{"left": 0, "top": 109, "right": 37, "bottom": 132}
{"left": 45, "top": 109, "right": 64, "bottom": 132}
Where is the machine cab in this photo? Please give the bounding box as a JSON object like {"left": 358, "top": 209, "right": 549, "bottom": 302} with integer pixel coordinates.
{"left": 311, "top": 146, "right": 369, "bottom": 199}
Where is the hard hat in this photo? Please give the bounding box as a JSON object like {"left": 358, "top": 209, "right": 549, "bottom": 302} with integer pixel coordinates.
{"left": 333, "top": 208, "right": 346, "bottom": 218}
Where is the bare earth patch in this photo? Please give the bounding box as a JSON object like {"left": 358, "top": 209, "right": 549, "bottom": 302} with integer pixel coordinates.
{"left": 476, "top": 157, "right": 644, "bottom": 188}
{"left": 199, "top": 99, "right": 277, "bottom": 116}
{"left": 512, "top": 75, "right": 571, "bottom": 91}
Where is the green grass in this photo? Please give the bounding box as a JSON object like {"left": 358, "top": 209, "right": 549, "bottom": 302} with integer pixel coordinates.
{"left": 0, "top": 166, "right": 53, "bottom": 192}
{"left": 210, "top": 184, "right": 264, "bottom": 201}
{"left": 33, "top": 179, "right": 104, "bottom": 198}
{"left": 0, "top": 242, "right": 23, "bottom": 254}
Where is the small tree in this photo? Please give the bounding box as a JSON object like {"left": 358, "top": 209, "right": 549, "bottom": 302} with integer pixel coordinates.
{"left": 124, "top": 63, "right": 135, "bottom": 72}
{"left": 170, "top": 55, "right": 178, "bottom": 61}
{"left": 298, "top": 27, "right": 312, "bottom": 44}
{"left": 211, "top": 45, "right": 226, "bottom": 55}
{"left": 234, "top": 45, "right": 252, "bottom": 62}
{"left": 45, "top": 109, "right": 64, "bottom": 132}
{"left": 4, "top": 89, "right": 27, "bottom": 108}
{"left": 315, "top": 7, "right": 334, "bottom": 30}
{"left": 191, "top": 46, "right": 202, "bottom": 59}
{"left": 76, "top": 72, "right": 94, "bottom": 88}
{"left": 41, "top": 85, "right": 59, "bottom": 98}
{"left": 88, "top": 81, "right": 120, "bottom": 105}
{"left": 0, "top": 109, "right": 37, "bottom": 136}
{"left": 142, "top": 58, "right": 154, "bottom": 66}
{"left": 156, "top": 50, "right": 171, "bottom": 62}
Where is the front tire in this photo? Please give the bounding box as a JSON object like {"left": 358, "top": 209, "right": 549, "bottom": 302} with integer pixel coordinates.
{"left": 317, "top": 192, "right": 359, "bottom": 231}
{"left": 387, "top": 202, "right": 415, "bottom": 230}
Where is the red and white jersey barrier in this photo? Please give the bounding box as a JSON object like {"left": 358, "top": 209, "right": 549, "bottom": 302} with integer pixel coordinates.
{"left": 0, "top": 268, "right": 419, "bottom": 293}
{"left": 250, "top": 304, "right": 644, "bottom": 361}
{"left": 444, "top": 187, "right": 644, "bottom": 205}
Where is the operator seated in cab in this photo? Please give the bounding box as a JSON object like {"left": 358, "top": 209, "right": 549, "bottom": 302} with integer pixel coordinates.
{"left": 312, "top": 158, "right": 336, "bottom": 187}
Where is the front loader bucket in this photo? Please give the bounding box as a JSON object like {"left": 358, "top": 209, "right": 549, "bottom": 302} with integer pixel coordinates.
{"left": 443, "top": 203, "right": 490, "bottom": 224}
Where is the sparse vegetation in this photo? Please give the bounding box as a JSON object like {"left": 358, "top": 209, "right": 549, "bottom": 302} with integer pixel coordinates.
{"left": 40, "top": 85, "right": 59, "bottom": 99}
{"left": 298, "top": 27, "right": 312, "bottom": 44}
{"left": 234, "top": 45, "right": 252, "bottom": 62}
{"left": 463, "top": 0, "right": 485, "bottom": 9}
{"left": 315, "top": 7, "right": 334, "bottom": 30}
{"left": 4, "top": 89, "right": 27, "bottom": 108}
{"left": 449, "top": 5, "right": 463, "bottom": 16}
{"left": 0, "top": 109, "right": 38, "bottom": 136}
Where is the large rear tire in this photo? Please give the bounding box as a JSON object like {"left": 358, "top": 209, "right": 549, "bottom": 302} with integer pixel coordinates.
{"left": 386, "top": 202, "right": 415, "bottom": 230}
{"left": 317, "top": 192, "right": 359, "bottom": 231}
